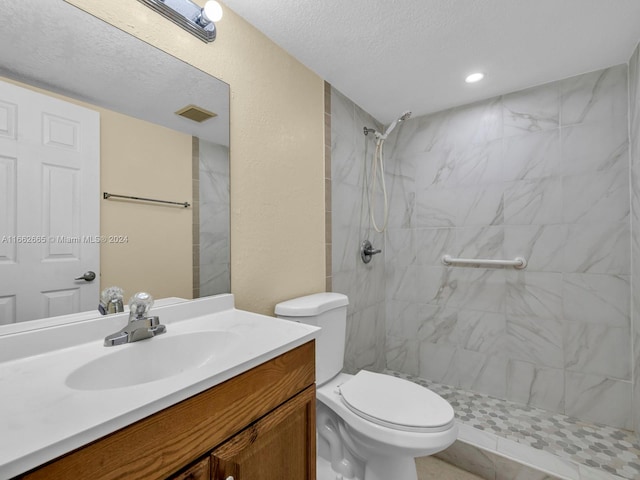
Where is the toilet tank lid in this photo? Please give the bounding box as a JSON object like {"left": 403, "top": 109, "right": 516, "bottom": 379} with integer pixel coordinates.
{"left": 275, "top": 292, "right": 349, "bottom": 316}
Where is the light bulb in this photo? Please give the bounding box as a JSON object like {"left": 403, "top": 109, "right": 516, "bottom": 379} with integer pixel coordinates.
{"left": 465, "top": 72, "right": 485, "bottom": 84}
{"left": 202, "top": 0, "right": 223, "bottom": 23}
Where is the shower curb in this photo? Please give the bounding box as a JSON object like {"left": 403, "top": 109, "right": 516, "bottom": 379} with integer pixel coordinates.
{"left": 433, "top": 422, "right": 627, "bottom": 480}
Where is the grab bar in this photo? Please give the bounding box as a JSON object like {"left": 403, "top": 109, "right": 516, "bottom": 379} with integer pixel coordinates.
{"left": 442, "top": 255, "right": 527, "bottom": 269}
{"left": 103, "top": 192, "right": 190, "bottom": 208}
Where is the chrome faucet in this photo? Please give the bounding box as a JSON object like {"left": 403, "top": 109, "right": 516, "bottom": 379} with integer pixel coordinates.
{"left": 104, "top": 292, "right": 167, "bottom": 346}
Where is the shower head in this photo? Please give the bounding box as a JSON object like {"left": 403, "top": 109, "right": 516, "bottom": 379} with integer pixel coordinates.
{"left": 381, "top": 110, "right": 412, "bottom": 139}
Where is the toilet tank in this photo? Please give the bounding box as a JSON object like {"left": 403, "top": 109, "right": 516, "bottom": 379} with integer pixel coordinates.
{"left": 275, "top": 293, "right": 349, "bottom": 385}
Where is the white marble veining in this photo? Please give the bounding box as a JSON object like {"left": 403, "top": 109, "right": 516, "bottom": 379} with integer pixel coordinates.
{"left": 416, "top": 227, "right": 456, "bottom": 266}
{"left": 562, "top": 168, "right": 629, "bottom": 225}
{"left": 419, "top": 341, "right": 459, "bottom": 385}
{"left": 385, "top": 335, "right": 419, "bottom": 376}
{"left": 331, "top": 61, "right": 635, "bottom": 429}
{"left": 503, "top": 82, "right": 560, "bottom": 137}
{"left": 386, "top": 137, "right": 417, "bottom": 229}
{"left": 506, "top": 315, "right": 564, "bottom": 369}
{"left": 506, "top": 271, "right": 563, "bottom": 320}
{"left": 418, "top": 304, "right": 458, "bottom": 345}
{"left": 416, "top": 149, "right": 457, "bottom": 188}
{"left": 457, "top": 349, "right": 507, "bottom": 397}
{"left": 331, "top": 88, "right": 388, "bottom": 373}
{"left": 455, "top": 310, "right": 506, "bottom": 356}
{"left": 396, "top": 371, "right": 638, "bottom": 479}
{"left": 503, "top": 177, "right": 563, "bottom": 225}
{"left": 0, "top": 294, "right": 319, "bottom": 478}
{"left": 504, "top": 224, "right": 567, "bottom": 272}
{"left": 562, "top": 274, "right": 630, "bottom": 328}
{"left": 458, "top": 185, "right": 504, "bottom": 226}
{"left": 564, "top": 372, "right": 632, "bottom": 430}
{"left": 344, "top": 301, "right": 386, "bottom": 373}
{"left": 385, "top": 299, "right": 419, "bottom": 339}
{"left": 385, "top": 228, "right": 416, "bottom": 266}
{"left": 561, "top": 119, "right": 629, "bottom": 176}
{"left": 199, "top": 140, "right": 230, "bottom": 296}
{"left": 331, "top": 88, "right": 369, "bottom": 188}
{"left": 563, "top": 223, "right": 630, "bottom": 274}
{"left": 417, "top": 187, "right": 459, "bottom": 227}
{"left": 455, "top": 140, "right": 504, "bottom": 187}
{"left": 564, "top": 321, "right": 631, "bottom": 380}
{"left": 560, "top": 64, "right": 628, "bottom": 126}
{"left": 629, "top": 41, "right": 640, "bottom": 441}
{"left": 506, "top": 360, "right": 565, "bottom": 412}
{"left": 503, "top": 130, "right": 561, "bottom": 181}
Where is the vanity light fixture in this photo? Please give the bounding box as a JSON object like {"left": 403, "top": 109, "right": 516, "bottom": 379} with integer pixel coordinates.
{"left": 138, "top": 0, "right": 223, "bottom": 43}
{"left": 465, "top": 72, "right": 485, "bottom": 84}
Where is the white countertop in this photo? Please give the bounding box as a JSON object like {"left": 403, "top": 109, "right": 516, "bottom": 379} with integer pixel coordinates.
{"left": 0, "top": 294, "right": 319, "bottom": 479}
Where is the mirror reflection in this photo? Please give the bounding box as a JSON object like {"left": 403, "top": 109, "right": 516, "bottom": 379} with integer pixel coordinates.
{"left": 0, "top": 0, "right": 230, "bottom": 326}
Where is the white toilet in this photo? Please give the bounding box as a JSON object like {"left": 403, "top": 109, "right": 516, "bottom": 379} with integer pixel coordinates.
{"left": 275, "top": 292, "right": 457, "bottom": 480}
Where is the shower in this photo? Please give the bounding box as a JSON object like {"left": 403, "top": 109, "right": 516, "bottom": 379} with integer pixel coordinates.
{"left": 363, "top": 111, "right": 411, "bottom": 233}
{"left": 332, "top": 59, "right": 640, "bottom": 477}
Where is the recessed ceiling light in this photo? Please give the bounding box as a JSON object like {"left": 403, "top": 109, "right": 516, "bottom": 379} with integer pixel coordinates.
{"left": 465, "top": 72, "right": 485, "bottom": 84}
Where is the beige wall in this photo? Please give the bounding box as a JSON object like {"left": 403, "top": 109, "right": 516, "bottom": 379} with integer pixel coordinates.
{"left": 67, "top": 0, "right": 327, "bottom": 315}
{"left": 100, "top": 112, "right": 192, "bottom": 300}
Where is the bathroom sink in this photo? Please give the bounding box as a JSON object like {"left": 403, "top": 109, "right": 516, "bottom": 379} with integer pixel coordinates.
{"left": 0, "top": 294, "right": 320, "bottom": 479}
{"left": 65, "top": 331, "right": 239, "bottom": 391}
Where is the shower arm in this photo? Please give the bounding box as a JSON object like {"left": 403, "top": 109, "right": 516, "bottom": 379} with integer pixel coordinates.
{"left": 363, "top": 111, "right": 411, "bottom": 139}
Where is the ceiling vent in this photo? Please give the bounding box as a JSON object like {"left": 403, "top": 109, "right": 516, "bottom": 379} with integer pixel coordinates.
{"left": 175, "top": 104, "right": 217, "bottom": 123}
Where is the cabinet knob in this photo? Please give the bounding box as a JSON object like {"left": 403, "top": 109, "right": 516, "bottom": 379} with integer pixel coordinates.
{"left": 225, "top": 477, "right": 234, "bottom": 480}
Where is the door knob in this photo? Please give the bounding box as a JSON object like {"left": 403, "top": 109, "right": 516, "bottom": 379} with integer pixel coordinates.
{"left": 75, "top": 271, "right": 96, "bottom": 281}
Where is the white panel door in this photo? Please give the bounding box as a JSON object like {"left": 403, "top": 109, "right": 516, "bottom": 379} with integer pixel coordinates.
{"left": 0, "top": 80, "right": 99, "bottom": 323}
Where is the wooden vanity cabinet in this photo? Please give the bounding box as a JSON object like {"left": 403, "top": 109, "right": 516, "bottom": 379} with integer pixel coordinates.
{"left": 171, "top": 384, "right": 316, "bottom": 480}
{"left": 19, "top": 341, "right": 316, "bottom": 480}
{"left": 209, "top": 384, "right": 315, "bottom": 480}
{"left": 168, "top": 457, "right": 210, "bottom": 480}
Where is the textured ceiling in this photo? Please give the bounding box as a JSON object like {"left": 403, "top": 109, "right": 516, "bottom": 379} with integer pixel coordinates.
{"left": 0, "top": 0, "right": 229, "bottom": 146}
{"left": 223, "top": 0, "right": 640, "bottom": 124}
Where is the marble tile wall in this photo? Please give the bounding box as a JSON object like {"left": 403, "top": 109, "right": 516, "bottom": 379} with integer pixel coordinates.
{"left": 199, "top": 139, "right": 230, "bottom": 297}
{"left": 381, "top": 64, "right": 632, "bottom": 429}
{"left": 331, "top": 88, "right": 386, "bottom": 373}
{"left": 630, "top": 42, "right": 640, "bottom": 439}
{"left": 331, "top": 63, "right": 635, "bottom": 430}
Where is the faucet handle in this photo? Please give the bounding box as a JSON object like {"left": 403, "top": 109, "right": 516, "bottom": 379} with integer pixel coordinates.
{"left": 99, "top": 286, "right": 124, "bottom": 315}
{"left": 129, "top": 292, "right": 154, "bottom": 316}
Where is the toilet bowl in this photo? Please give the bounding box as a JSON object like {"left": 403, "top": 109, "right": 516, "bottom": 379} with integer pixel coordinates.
{"left": 318, "top": 372, "right": 457, "bottom": 480}
{"left": 275, "top": 293, "right": 457, "bottom": 480}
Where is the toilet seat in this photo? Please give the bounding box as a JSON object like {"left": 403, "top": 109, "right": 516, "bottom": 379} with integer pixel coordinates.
{"left": 338, "top": 371, "right": 455, "bottom": 433}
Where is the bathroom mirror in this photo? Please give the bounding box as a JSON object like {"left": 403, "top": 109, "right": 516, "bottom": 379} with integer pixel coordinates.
{"left": 0, "top": 0, "right": 230, "bottom": 326}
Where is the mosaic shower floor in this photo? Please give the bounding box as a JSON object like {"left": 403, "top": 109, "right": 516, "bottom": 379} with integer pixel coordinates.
{"left": 386, "top": 371, "right": 640, "bottom": 480}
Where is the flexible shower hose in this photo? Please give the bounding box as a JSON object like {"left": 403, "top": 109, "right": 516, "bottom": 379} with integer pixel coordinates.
{"left": 370, "top": 137, "right": 389, "bottom": 233}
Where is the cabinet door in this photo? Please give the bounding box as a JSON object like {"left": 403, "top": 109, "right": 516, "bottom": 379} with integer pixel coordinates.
{"left": 211, "top": 385, "right": 316, "bottom": 480}
{"left": 167, "top": 456, "right": 210, "bottom": 480}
